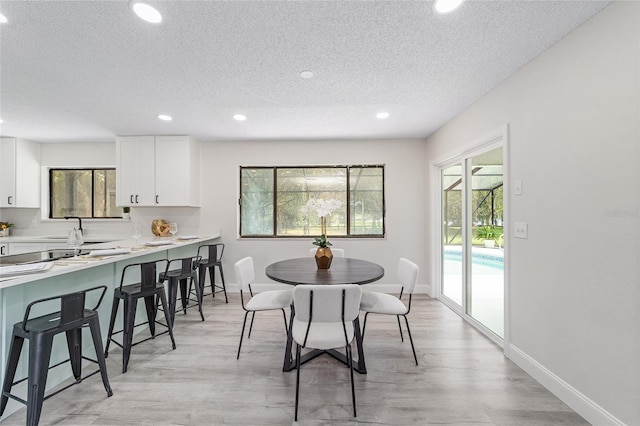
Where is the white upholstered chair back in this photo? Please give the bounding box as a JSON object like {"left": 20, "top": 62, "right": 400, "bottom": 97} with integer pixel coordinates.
{"left": 293, "top": 284, "right": 361, "bottom": 324}
{"left": 234, "top": 257, "right": 255, "bottom": 292}
{"left": 397, "top": 258, "right": 419, "bottom": 294}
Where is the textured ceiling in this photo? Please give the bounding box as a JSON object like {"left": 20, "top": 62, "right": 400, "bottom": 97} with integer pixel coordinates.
{"left": 0, "top": 0, "right": 611, "bottom": 143}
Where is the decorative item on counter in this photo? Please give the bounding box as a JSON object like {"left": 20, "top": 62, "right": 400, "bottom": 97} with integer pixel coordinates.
{"left": 300, "top": 198, "right": 343, "bottom": 269}
{"left": 151, "top": 219, "right": 172, "bottom": 237}
{"left": 0, "top": 221, "right": 14, "bottom": 237}
{"left": 169, "top": 222, "right": 178, "bottom": 239}
{"left": 122, "top": 206, "right": 130, "bottom": 220}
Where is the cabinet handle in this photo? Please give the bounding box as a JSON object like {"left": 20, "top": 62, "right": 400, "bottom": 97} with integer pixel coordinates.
{"left": 1, "top": 246, "right": 5, "bottom": 256}
{"left": 135, "top": 195, "right": 139, "bottom": 204}
{"left": 130, "top": 195, "right": 134, "bottom": 204}
{"left": 155, "top": 195, "right": 159, "bottom": 204}
{"left": 8, "top": 196, "right": 13, "bottom": 205}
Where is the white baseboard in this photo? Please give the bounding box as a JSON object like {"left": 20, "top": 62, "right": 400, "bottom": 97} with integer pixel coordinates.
{"left": 507, "top": 344, "right": 625, "bottom": 426}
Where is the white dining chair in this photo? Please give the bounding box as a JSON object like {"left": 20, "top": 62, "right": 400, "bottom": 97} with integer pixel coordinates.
{"left": 360, "top": 257, "right": 419, "bottom": 365}
{"left": 234, "top": 257, "right": 292, "bottom": 359}
{"left": 292, "top": 284, "right": 362, "bottom": 420}
{"left": 308, "top": 247, "right": 345, "bottom": 257}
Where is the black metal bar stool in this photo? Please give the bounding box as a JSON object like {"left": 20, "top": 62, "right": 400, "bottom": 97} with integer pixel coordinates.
{"left": 1, "top": 286, "right": 113, "bottom": 426}
{"left": 197, "top": 243, "right": 227, "bottom": 303}
{"left": 160, "top": 255, "right": 204, "bottom": 325}
{"left": 105, "top": 260, "right": 176, "bottom": 374}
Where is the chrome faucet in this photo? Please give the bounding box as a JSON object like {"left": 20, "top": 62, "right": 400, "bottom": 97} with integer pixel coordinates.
{"left": 64, "top": 216, "right": 83, "bottom": 235}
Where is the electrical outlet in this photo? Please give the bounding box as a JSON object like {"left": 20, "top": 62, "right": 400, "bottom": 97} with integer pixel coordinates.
{"left": 514, "top": 222, "right": 528, "bottom": 239}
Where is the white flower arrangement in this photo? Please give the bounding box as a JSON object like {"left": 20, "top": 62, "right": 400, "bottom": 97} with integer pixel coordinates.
{"left": 300, "top": 198, "right": 343, "bottom": 246}
{"left": 300, "top": 198, "right": 343, "bottom": 218}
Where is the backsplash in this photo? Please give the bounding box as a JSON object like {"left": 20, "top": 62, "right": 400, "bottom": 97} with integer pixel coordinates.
{"left": 0, "top": 207, "right": 215, "bottom": 240}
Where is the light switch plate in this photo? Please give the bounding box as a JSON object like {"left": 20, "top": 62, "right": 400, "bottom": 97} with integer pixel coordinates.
{"left": 515, "top": 222, "right": 528, "bottom": 239}
{"left": 514, "top": 180, "right": 523, "bottom": 195}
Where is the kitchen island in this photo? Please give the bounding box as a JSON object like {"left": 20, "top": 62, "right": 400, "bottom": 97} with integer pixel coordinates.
{"left": 0, "top": 233, "right": 220, "bottom": 420}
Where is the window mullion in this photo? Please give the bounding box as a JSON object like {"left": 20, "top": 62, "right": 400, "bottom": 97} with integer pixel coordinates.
{"left": 346, "top": 166, "right": 351, "bottom": 236}
{"left": 273, "top": 167, "right": 277, "bottom": 237}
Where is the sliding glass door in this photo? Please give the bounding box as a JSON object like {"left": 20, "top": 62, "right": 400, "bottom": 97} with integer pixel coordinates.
{"left": 441, "top": 164, "right": 463, "bottom": 305}
{"left": 439, "top": 143, "right": 504, "bottom": 340}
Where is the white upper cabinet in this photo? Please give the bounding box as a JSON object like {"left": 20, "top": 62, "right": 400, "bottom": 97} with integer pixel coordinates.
{"left": 154, "top": 136, "right": 200, "bottom": 207}
{"left": 116, "top": 136, "right": 155, "bottom": 206}
{"left": 0, "top": 137, "right": 40, "bottom": 208}
{"left": 116, "top": 135, "right": 200, "bottom": 207}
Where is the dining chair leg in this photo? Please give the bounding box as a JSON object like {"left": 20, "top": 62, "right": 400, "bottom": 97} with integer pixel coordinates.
{"left": 143, "top": 295, "right": 157, "bottom": 337}
{"left": 403, "top": 315, "right": 418, "bottom": 365}
{"left": 197, "top": 264, "right": 207, "bottom": 297}
{"left": 192, "top": 276, "right": 205, "bottom": 321}
{"left": 1, "top": 335, "right": 24, "bottom": 417}
{"left": 396, "top": 315, "right": 404, "bottom": 342}
{"left": 209, "top": 265, "right": 216, "bottom": 298}
{"left": 157, "top": 291, "right": 177, "bottom": 350}
{"left": 247, "top": 311, "right": 256, "bottom": 338}
{"left": 346, "top": 343, "right": 356, "bottom": 417}
{"left": 294, "top": 344, "right": 302, "bottom": 421}
{"left": 237, "top": 311, "right": 250, "bottom": 359}
{"left": 179, "top": 278, "right": 189, "bottom": 315}
{"left": 88, "top": 317, "right": 113, "bottom": 397}
{"left": 104, "top": 295, "right": 119, "bottom": 358}
{"left": 216, "top": 263, "right": 229, "bottom": 303}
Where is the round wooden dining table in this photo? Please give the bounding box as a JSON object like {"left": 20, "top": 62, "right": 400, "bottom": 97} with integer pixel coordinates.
{"left": 265, "top": 257, "right": 384, "bottom": 286}
{"left": 266, "top": 257, "right": 385, "bottom": 374}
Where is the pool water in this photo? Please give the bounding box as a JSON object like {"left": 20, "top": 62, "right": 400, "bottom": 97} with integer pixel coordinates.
{"left": 442, "top": 247, "right": 504, "bottom": 338}
{"left": 443, "top": 249, "right": 503, "bottom": 270}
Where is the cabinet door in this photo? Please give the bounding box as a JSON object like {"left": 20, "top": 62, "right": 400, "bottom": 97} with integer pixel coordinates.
{"left": 116, "top": 136, "right": 155, "bottom": 206}
{"left": 15, "top": 139, "right": 40, "bottom": 208}
{"left": 0, "top": 138, "right": 16, "bottom": 207}
{"left": 155, "top": 136, "right": 196, "bottom": 206}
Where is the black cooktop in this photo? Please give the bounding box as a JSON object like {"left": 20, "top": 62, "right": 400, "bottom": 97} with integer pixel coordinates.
{"left": 0, "top": 249, "right": 92, "bottom": 266}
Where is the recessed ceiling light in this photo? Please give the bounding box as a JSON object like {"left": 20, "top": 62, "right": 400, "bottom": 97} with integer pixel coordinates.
{"left": 433, "top": 0, "right": 466, "bottom": 15}
{"left": 0, "top": 13, "right": 7, "bottom": 24}
{"left": 130, "top": 2, "right": 162, "bottom": 24}
{"left": 157, "top": 114, "right": 172, "bottom": 121}
{"left": 376, "top": 112, "right": 390, "bottom": 120}
{"left": 233, "top": 114, "right": 247, "bottom": 121}
{"left": 300, "top": 70, "right": 314, "bottom": 79}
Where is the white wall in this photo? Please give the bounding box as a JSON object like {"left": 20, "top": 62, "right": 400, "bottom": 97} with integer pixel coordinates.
{"left": 424, "top": 2, "right": 639, "bottom": 425}
{"left": 2, "top": 138, "right": 429, "bottom": 291}
{"left": 0, "top": 142, "right": 135, "bottom": 238}
{"left": 200, "top": 138, "right": 428, "bottom": 290}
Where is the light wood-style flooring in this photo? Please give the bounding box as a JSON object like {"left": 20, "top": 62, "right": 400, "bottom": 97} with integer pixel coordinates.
{"left": 1, "top": 293, "right": 589, "bottom": 425}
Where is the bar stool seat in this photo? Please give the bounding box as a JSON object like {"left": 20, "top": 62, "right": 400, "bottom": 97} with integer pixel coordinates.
{"left": 1, "top": 286, "right": 112, "bottom": 426}
{"left": 197, "top": 243, "right": 227, "bottom": 303}
{"left": 159, "top": 255, "right": 204, "bottom": 325}
{"left": 105, "top": 260, "right": 176, "bottom": 374}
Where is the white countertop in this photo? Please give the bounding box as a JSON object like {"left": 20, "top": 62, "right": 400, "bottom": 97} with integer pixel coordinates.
{"left": 0, "top": 235, "right": 123, "bottom": 243}
{"left": 0, "top": 234, "right": 220, "bottom": 289}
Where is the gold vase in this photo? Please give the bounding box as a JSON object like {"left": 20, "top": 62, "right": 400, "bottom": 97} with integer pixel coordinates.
{"left": 315, "top": 247, "right": 333, "bottom": 269}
